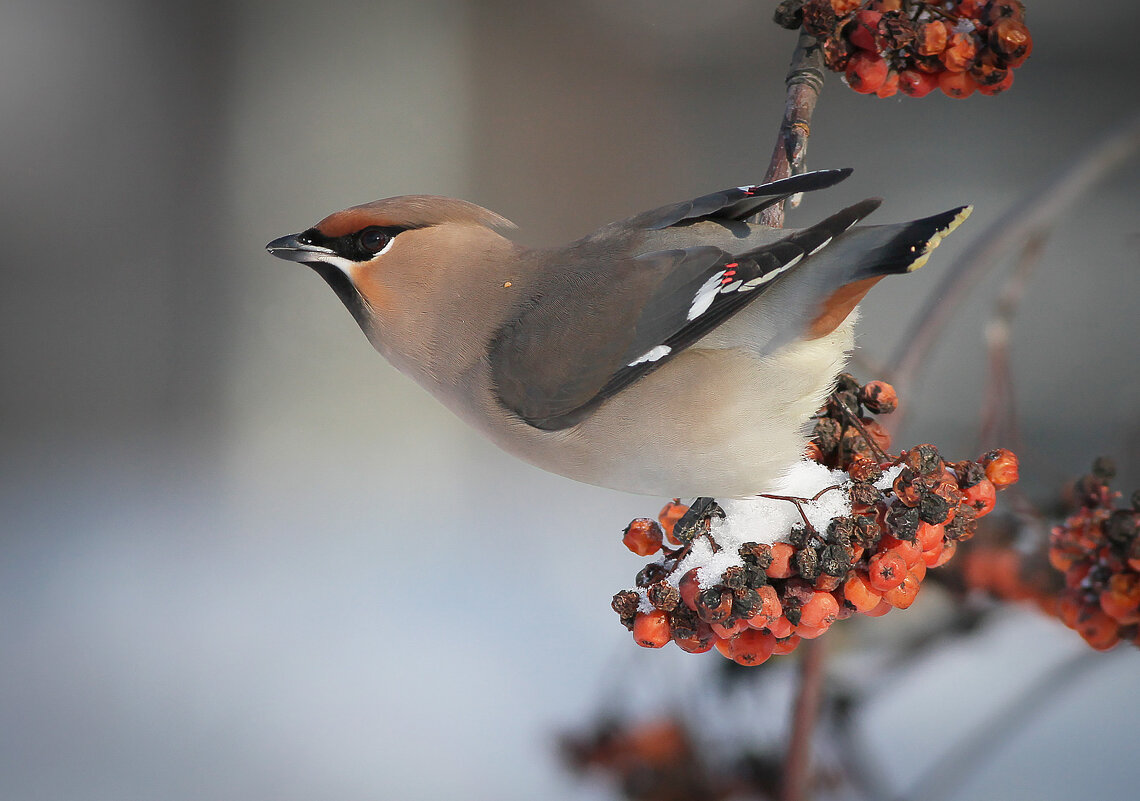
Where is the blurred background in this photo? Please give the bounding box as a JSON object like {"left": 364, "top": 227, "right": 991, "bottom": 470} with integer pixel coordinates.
{"left": 2, "top": 1, "right": 1139, "bottom": 799}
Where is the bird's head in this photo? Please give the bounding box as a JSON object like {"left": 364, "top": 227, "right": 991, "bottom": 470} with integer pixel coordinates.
{"left": 266, "top": 195, "right": 516, "bottom": 360}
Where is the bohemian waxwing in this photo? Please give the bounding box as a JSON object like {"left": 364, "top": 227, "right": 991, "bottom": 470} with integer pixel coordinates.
{"left": 267, "top": 169, "right": 969, "bottom": 498}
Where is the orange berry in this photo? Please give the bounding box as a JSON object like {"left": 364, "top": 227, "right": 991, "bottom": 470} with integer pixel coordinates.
{"left": 989, "top": 18, "right": 1033, "bottom": 67}
{"left": 864, "top": 598, "right": 893, "bottom": 617}
{"left": 623, "top": 518, "right": 663, "bottom": 556}
{"left": 859, "top": 380, "right": 898, "bottom": 414}
{"left": 633, "top": 610, "right": 672, "bottom": 648}
{"left": 983, "top": 448, "right": 1020, "bottom": 489}
{"left": 961, "top": 478, "right": 996, "bottom": 516}
{"left": 730, "top": 628, "right": 776, "bottom": 666}
{"left": 909, "top": 558, "right": 927, "bottom": 583}
{"left": 956, "top": 0, "right": 987, "bottom": 17}
{"left": 799, "top": 591, "right": 841, "bottom": 628}
{"left": 869, "top": 550, "right": 908, "bottom": 592}
{"left": 846, "top": 51, "right": 889, "bottom": 94}
{"left": 916, "top": 521, "right": 945, "bottom": 551}
{"left": 830, "top": 0, "right": 861, "bottom": 13}
{"left": 658, "top": 500, "right": 688, "bottom": 544}
{"left": 674, "top": 624, "right": 717, "bottom": 654}
{"left": 940, "top": 32, "right": 978, "bottom": 73}
{"left": 880, "top": 533, "right": 923, "bottom": 568}
{"left": 767, "top": 542, "right": 796, "bottom": 579}
{"left": 711, "top": 618, "right": 749, "bottom": 639}
{"left": 1100, "top": 574, "right": 1140, "bottom": 624}
{"left": 875, "top": 71, "right": 899, "bottom": 98}
{"left": 925, "top": 539, "right": 958, "bottom": 568}
{"left": 1077, "top": 609, "right": 1120, "bottom": 651}
{"left": 844, "top": 573, "right": 883, "bottom": 612}
{"left": 849, "top": 10, "right": 882, "bottom": 52}
{"left": 766, "top": 614, "right": 795, "bottom": 639}
{"left": 977, "top": 69, "right": 1014, "bottom": 96}
{"left": 773, "top": 635, "right": 802, "bottom": 655}
{"left": 795, "top": 621, "right": 831, "bottom": 639}
{"left": 884, "top": 570, "right": 921, "bottom": 609}
{"left": 899, "top": 69, "right": 939, "bottom": 98}
{"left": 748, "top": 584, "right": 783, "bottom": 626}
{"left": 714, "top": 637, "right": 734, "bottom": 659}
{"left": 916, "top": 20, "right": 949, "bottom": 56}
{"left": 679, "top": 568, "right": 701, "bottom": 611}
{"left": 939, "top": 70, "right": 978, "bottom": 98}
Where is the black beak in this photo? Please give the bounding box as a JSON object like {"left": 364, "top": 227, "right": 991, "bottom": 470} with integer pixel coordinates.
{"left": 265, "top": 233, "right": 337, "bottom": 263}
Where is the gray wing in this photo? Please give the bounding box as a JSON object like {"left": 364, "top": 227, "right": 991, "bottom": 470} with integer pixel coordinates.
{"left": 489, "top": 197, "right": 882, "bottom": 431}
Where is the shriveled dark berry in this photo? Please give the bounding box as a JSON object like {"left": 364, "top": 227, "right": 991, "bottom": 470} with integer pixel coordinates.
{"left": 672, "top": 497, "right": 723, "bottom": 543}
{"left": 773, "top": 0, "right": 806, "bottom": 30}
{"left": 886, "top": 504, "right": 922, "bottom": 542}
{"left": 820, "top": 543, "right": 852, "bottom": 577}
{"left": 953, "top": 460, "right": 986, "bottom": 489}
{"left": 854, "top": 515, "right": 882, "bottom": 548}
{"left": 918, "top": 492, "right": 952, "bottom": 525}
{"left": 850, "top": 481, "right": 884, "bottom": 509}
{"left": 695, "top": 587, "right": 734, "bottom": 624}
{"left": 732, "top": 587, "right": 763, "bottom": 618}
{"left": 721, "top": 565, "right": 747, "bottom": 589}
{"left": 788, "top": 524, "right": 810, "bottom": 548}
{"left": 612, "top": 590, "right": 640, "bottom": 629}
{"left": 795, "top": 546, "right": 821, "bottom": 581}
{"left": 945, "top": 505, "right": 978, "bottom": 541}
{"left": 739, "top": 541, "right": 774, "bottom": 568}
{"left": 1105, "top": 510, "right": 1139, "bottom": 545}
{"left": 743, "top": 563, "right": 769, "bottom": 588}
{"left": 826, "top": 516, "right": 856, "bottom": 545}
{"left": 647, "top": 581, "right": 681, "bottom": 612}
{"left": 636, "top": 563, "right": 669, "bottom": 587}
{"left": 903, "top": 444, "right": 943, "bottom": 477}
{"left": 813, "top": 417, "right": 843, "bottom": 454}
{"left": 668, "top": 606, "right": 700, "bottom": 640}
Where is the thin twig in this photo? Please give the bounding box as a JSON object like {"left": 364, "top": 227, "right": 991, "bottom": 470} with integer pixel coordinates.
{"left": 887, "top": 111, "right": 1140, "bottom": 429}
{"left": 782, "top": 637, "right": 828, "bottom": 801}
{"left": 759, "top": 31, "right": 826, "bottom": 226}
{"left": 978, "top": 231, "right": 1048, "bottom": 450}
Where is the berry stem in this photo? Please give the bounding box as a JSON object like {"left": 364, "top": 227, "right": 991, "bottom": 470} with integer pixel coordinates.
{"left": 832, "top": 393, "right": 892, "bottom": 463}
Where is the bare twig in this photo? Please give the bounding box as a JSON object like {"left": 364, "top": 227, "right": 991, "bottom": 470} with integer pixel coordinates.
{"left": 782, "top": 637, "right": 828, "bottom": 801}
{"left": 760, "top": 31, "right": 826, "bottom": 226}
{"left": 887, "top": 111, "right": 1140, "bottom": 429}
{"left": 978, "top": 231, "right": 1048, "bottom": 450}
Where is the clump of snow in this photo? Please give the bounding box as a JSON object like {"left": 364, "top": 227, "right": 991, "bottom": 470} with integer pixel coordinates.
{"left": 875, "top": 463, "right": 904, "bottom": 491}
{"left": 670, "top": 460, "right": 853, "bottom": 589}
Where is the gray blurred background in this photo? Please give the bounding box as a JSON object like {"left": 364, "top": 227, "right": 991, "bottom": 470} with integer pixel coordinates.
{"left": 2, "top": 1, "right": 1139, "bottom": 799}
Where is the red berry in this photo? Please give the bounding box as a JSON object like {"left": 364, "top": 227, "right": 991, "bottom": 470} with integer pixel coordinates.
{"left": 875, "top": 71, "right": 899, "bottom": 98}
{"left": 795, "top": 622, "right": 831, "bottom": 639}
{"left": 983, "top": 448, "right": 1020, "bottom": 489}
{"left": 916, "top": 521, "right": 945, "bottom": 552}
{"left": 799, "top": 591, "right": 841, "bottom": 628}
{"left": 711, "top": 618, "right": 749, "bottom": 639}
{"left": 679, "top": 568, "right": 701, "bottom": 611}
{"left": 773, "top": 635, "right": 802, "bottom": 655}
{"left": 657, "top": 500, "right": 688, "bottom": 545}
{"left": 939, "top": 70, "right": 978, "bottom": 99}
{"left": 868, "top": 550, "right": 908, "bottom": 592}
{"left": 849, "top": 10, "right": 882, "bottom": 52}
{"left": 623, "top": 518, "right": 663, "bottom": 556}
{"left": 845, "top": 52, "right": 889, "bottom": 94}
{"left": 633, "top": 610, "right": 672, "bottom": 648}
{"left": 730, "top": 628, "right": 776, "bottom": 666}
{"left": 766, "top": 614, "right": 795, "bottom": 639}
{"left": 925, "top": 539, "right": 958, "bottom": 568}
{"left": 884, "top": 570, "right": 921, "bottom": 609}
{"left": 767, "top": 542, "right": 796, "bottom": 579}
{"left": 674, "top": 623, "right": 717, "bottom": 654}
{"left": 916, "top": 20, "right": 949, "bottom": 57}
{"left": 962, "top": 478, "right": 997, "bottom": 516}
{"left": 843, "top": 573, "right": 882, "bottom": 612}
{"left": 864, "top": 597, "right": 893, "bottom": 617}
{"left": 899, "top": 69, "right": 939, "bottom": 98}
{"left": 977, "top": 69, "right": 1015, "bottom": 96}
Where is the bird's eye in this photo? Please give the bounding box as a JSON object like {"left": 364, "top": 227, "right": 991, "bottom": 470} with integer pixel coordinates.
{"left": 358, "top": 227, "right": 392, "bottom": 254}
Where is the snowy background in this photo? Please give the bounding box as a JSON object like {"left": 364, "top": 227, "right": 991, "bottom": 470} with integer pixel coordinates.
{"left": 3, "top": 1, "right": 1140, "bottom": 799}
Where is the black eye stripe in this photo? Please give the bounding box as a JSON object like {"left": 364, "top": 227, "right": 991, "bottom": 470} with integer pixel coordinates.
{"left": 301, "top": 225, "right": 409, "bottom": 262}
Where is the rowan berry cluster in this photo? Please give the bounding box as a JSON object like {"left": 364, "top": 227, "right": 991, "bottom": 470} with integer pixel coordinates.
{"left": 613, "top": 375, "right": 1018, "bottom": 665}
{"left": 776, "top": 0, "right": 1032, "bottom": 99}
{"left": 964, "top": 459, "right": 1140, "bottom": 651}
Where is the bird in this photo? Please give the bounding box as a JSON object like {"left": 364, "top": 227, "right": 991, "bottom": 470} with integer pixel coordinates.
{"left": 266, "top": 169, "right": 969, "bottom": 498}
